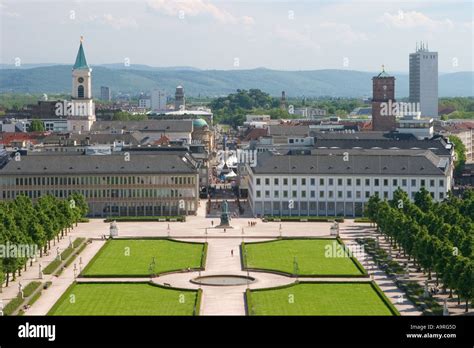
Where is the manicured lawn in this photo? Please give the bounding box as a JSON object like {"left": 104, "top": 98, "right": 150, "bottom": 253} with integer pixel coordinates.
{"left": 243, "top": 239, "right": 364, "bottom": 276}
{"left": 82, "top": 239, "right": 205, "bottom": 277}
{"left": 247, "top": 283, "right": 397, "bottom": 316}
{"left": 48, "top": 283, "right": 198, "bottom": 316}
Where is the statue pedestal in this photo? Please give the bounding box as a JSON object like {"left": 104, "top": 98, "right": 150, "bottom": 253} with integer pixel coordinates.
{"left": 216, "top": 199, "right": 233, "bottom": 228}
{"left": 214, "top": 224, "right": 234, "bottom": 229}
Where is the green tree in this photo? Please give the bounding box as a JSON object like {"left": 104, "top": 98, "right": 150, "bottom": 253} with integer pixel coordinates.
{"left": 449, "top": 135, "right": 467, "bottom": 175}
{"left": 414, "top": 187, "right": 433, "bottom": 213}
{"left": 29, "top": 119, "right": 45, "bottom": 132}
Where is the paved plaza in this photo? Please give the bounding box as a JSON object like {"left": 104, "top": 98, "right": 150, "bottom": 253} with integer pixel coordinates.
{"left": 0, "top": 200, "right": 430, "bottom": 316}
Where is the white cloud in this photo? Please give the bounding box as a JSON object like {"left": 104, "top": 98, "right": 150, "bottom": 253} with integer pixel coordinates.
{"left": 146, "top": 0, "right": 254, "bottom": 26}
{"left": 0, "top": 1, "right": 20, "bottom": 18}
{"left": 319, "top": 22, "right": 368, "bottom": 44}
{"left": 88, "top": 14, "right": 138, "bottom": 30}
{"left": 274, "top": 26, "right": 320, "bottom": 50}
{"left": 378, "top": 10, "right": 454, "bottom": 31}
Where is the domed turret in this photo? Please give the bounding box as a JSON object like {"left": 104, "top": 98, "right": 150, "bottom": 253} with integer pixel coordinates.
{"left": 193, "top": 118, "right": 208, "bottom": 128}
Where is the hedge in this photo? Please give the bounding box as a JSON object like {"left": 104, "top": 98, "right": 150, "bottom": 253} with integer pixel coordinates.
{"left": 2, "top": 281, "right": 42, "bottom": 316}
{"left": 44, "top": 238, "right": 87, "bottom": 275}
{"left": 264, "top": 216, "right": 345, "bottom": 223}
{"left": 194, "top": 288, "right": 203, "bottom": 316}
{"left": 356, "top": 237, "right": 443, "bottom": 315}
{"left": 103, "top": 216, "right": 186, "bottom": 222}
{"left": 354, "top": 217, "right": 373, "bottom": 223}
{"left": 22, "top": 281, "right": 42, "bottom": 298}
{"left": 3, "top": 295, "right": 24, "bottom": 316}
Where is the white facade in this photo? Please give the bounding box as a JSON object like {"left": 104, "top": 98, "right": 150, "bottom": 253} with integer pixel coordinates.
{"left": 248, "top": 172, "right": 451, "bottom": 217}
{"left": 138, "top": 98, "right": 151, "bottom": 109}
{"left": 293, "top": 107, "right": 327, "bottom": 118}
{"left": 151, "top": 89, "right": 167, "bottom": 112}
{"left": 409, "top": 45, "right": 438, "bottom": 118}
{"left": 396, "top": 117, "right": 434, "bottom": 140}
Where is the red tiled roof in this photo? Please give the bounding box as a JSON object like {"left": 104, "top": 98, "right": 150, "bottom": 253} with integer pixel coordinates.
{"left": 442, "top": 122, "right": 474, "bottom": 133}
{"left": 153, "top": 135, "right": 170, "bottom": 145}
{"left": 243, "top": 128, "right": 268, "bottom": 141}
{"left": 0, "top": 132, "right": 47, "bottom": 145}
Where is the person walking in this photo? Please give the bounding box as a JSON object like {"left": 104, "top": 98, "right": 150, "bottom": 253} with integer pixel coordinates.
{"left": 231, "top": 249, "right": 234, "bottom": 257}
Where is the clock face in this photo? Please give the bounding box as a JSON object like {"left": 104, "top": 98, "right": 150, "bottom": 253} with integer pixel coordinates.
{"left": 78, "top": 77, "right": 84, "bottom": 83}
{"left": 383, "top": 85, "right": 387, "bottom": 90}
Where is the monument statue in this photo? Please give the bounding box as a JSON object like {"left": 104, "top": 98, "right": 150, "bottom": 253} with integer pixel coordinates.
{"left": 220, "top": 200, "right": 230, "bottom": 227}
{"left": 109, "top": 221, "right": 119, "bottom": 237}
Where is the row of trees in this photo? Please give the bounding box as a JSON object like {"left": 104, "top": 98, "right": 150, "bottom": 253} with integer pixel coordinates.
{"left": 0, "top": 193, "right": 88, "bottom": 288}
{"left": 366, "top": 188, "right": 474, "bottom": 312}
{"left": 209, "top": 89, "right": 369, "bottom": 126}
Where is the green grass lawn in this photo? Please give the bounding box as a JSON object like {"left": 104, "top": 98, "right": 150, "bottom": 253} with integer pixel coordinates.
{"left": 243, "top": 239, "right": 364, "bottom": 276}
{"left": 82, "top": 239, "right": 205, "bottom": 277}
{"left": 247, "top": 283, "right": 397, "bottom": 316}
{"left": 48, "top": 283, "right": 198, "bottom": 316}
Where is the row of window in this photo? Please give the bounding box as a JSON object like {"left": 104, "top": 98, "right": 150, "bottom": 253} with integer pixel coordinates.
{"left": 255, "top": 177, "right": 445, "bottom": 188}
{"left": 1, "top": 188, "right": 197, "bottom": 200}
{"left": 255, "top": 190, "right": 445, "bottom": 200}
{"left": 0, "top": 175, "right": 196, "bottom": 187}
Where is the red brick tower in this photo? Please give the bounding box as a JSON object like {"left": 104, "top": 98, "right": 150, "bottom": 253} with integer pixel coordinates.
{"left": 372, "top": 66, "right": 396, "bottom": 131}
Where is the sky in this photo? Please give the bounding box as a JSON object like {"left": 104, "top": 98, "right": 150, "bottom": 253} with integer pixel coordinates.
{"left": 0, "top": 0, "right": 473, "bottom": 72}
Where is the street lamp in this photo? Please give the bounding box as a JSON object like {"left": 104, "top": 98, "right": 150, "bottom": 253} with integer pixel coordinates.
{"left": 293, "top": 256, "right": 299, "bottom": 280}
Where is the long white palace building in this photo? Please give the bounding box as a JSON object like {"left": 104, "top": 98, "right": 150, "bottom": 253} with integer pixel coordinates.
{"left": 247, "top": 148, "right": 453, "bottom": 217}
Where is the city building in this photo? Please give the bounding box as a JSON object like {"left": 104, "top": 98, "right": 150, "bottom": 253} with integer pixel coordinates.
{"left": 371, "top": 67, "right": 396, "bottom": 131}
{"left": 0, "top": 151, "right": 199, "bottom": 217}
{"left": 174, "top": 85, "right": 185, "bottom": 111}
{"left": 67, "top": 38, "right": 96, "bottom": 132}
{"left": 396, "top": 116, "right": 434, "bottom": 140}
{"left": 138, "top": 97, "right": 151, "bottom": 109}
{"left": 151, "top": 89, "right": 167, "bottom": 112}
{"left": 163, "top": 109, "right": 213, "bottom": 127}
{"left": 293, "top": 107, "right": 327, "bottom": 118}
{"left": 349, "top": 107, "right": 371, "bottom": 117}
{"left": 100, "top": 86, "right": 111, "bottom": 101}
{"left": 437, "top": 120, "right": 474, "bottom": 163}
{"left": 91, "top": 120, "right": 193, "bottom": 144}
{"left": 409, "top": 42, "right": 438, "bottom": 118}
{"left": 247, "top": 149, "right": 453, "bottom": 217}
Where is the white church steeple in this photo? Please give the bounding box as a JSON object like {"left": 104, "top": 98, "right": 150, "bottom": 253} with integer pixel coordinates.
{"left": 67, "top": 37, "right": 96, "bottom": 133}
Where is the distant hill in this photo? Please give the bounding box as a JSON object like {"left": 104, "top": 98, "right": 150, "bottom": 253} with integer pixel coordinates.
{"left": 0, "top": 65, "right": 472, "bottom": 98}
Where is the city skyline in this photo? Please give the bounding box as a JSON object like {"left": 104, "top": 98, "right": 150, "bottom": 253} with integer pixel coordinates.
{"left": 0, "top": 0, "right": 472, "bottom": 72}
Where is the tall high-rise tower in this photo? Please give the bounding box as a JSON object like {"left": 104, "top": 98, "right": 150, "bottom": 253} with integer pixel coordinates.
{"left": 280, "top": 91, "right": 287, "bottom": 110}
{"left": 409, "top": 42, "right": 438, "bottom": 118}
{"left": 151, "top": 89, "right": 167, "bottom": 112}
{"left": 68, "top": 37, "right": 96, "bottom": 132}
{"left": 372, "top": 66, "right": 396, "bottom": 131}
{"left": 175, "top": 85, "right": 185, "bottom": 111}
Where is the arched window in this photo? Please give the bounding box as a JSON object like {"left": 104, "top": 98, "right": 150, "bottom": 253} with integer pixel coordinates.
{"left": 78, "top": 85, "right": 84, "bottom": 98}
